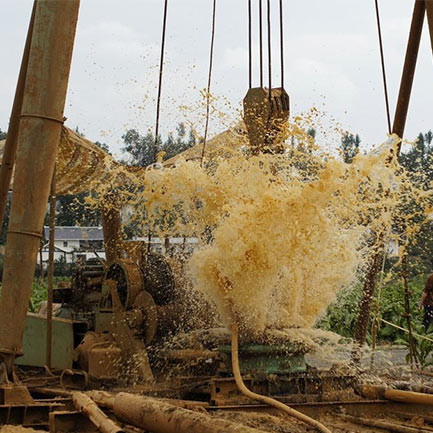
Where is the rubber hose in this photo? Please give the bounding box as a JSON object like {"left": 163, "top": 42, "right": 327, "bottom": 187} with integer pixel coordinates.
{"left": 231, "top": 321, "right": 332, "bottom": 433}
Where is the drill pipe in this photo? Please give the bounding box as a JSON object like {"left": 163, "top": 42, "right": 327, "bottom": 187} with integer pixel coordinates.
{"left": 72, "top": 392, "right": 124, "bottom": 433}
{"left": 0, "top": 0, "right": 80, "bottom": 376}
{"left": 111, "top": 392, "right": 269, "bottom": 433}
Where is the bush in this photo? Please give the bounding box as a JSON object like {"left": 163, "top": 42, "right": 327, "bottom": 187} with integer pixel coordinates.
{"left": 318, "top": 274, "right": 427, "bottom": 344}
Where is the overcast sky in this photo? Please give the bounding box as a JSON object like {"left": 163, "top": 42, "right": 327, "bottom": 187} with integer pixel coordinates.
{"left": 2, "top": 0, "right": 433, "bottom": 157}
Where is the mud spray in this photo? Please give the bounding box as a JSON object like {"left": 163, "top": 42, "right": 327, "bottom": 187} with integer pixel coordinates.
{"left": 75, "top": 114, "right": 432, "bottom": 432}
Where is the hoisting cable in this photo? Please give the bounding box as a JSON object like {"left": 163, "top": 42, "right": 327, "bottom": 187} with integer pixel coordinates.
{"left": 259, "top": 0, "right": 264, "bottom": 87}
{"left": 279, "top": 0, "right": 284, "bottom": 88}
{"left": 200, "top": 0, "right": 218, "bottom": 167}
{"left": 374, "top": 0, "right": 392, "bottom": 135}
{"left": 248, "top": 0, "right": 253, "bottom": 88}
{"left": 231, "top": 321, "right": 332, "bottom": 433}
{"left": 154, "top": 0, "right": 169, "bottom": 162}
{"left": 267, "top": 0, "right": 272, "bottom": 101}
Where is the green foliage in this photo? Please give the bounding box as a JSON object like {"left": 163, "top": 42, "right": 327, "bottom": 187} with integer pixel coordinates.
{"left": 340, "top": 132, "right": 360, "bottom": 163}
{"left": 29, "top": 281, "right": 47, "bottom": 313}
{"left": 121, "top": 122, "right": 195, "bottom": 167}
{"left": 56, "top": 192, "right": 101, "bottom": 226}
{"left": 317, "top": 284, "right": 363, "bottom": 338}
{"left": 318, "top": 275, "right": 427, "bottom": 345}
{"left": 398, "top": 320, "right": 433, "bottom": 369}
{"left": 0, "top": 129, "right": 6, "bottom": 140}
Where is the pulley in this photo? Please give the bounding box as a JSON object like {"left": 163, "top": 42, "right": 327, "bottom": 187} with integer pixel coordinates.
{"left": 243, "top": 0, "right": 289, "bottom": 154}
{"left": 243, "top": 86, "right": 289, "bottom": 153}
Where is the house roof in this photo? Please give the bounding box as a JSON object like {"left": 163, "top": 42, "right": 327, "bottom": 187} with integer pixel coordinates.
{"left": 43, "top": 226, "right": 104, "bottom": 241}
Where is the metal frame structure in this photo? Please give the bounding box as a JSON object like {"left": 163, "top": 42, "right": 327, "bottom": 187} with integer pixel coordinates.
{"left": 0, "top": 0, "right": 80, "bottom": 382}
{"left": 355, "top": 0, "right": 433, "bottom": 347}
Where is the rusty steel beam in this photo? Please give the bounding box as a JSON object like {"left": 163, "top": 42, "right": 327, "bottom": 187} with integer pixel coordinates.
{"left": 0, "top": 1, "right": 37, "bottom": 227}
{"left": 0, "top": 0, "right": 80, "bottom": 379}
{"left": 392, "top": 0, "right": 425, "bottom": 147}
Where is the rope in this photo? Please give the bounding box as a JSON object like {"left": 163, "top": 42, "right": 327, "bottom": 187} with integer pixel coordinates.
{"left": 380, "top": 318, "right": 433, "bottom": 343}
{"left": 200, "top": 0, "right": 218, "bottom": 167}
{"left": 231, "top": 321, "right": 332, "bottom": 433}
{"left": 279, "top": 0, "right": 284, "bottom": 88}
{"left": 259, "top": 0, "right": 264, "bottom": 87}
{"left": 154, "top": 0, "right": 169, "bottom": 162}
{"left": 374, "top": 0, "right": 392, "bottom": 135}
{"left": 248, "top": 0, "right": 252, "bottom": 88}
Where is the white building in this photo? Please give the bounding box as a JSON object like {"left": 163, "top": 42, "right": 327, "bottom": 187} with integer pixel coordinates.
{"left": 41, "top": 226, "right": 105, "bottom": 265}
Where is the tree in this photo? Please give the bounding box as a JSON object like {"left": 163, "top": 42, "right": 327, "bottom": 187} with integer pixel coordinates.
{"left": 121, "top": 123, "right": 195, "bottom": 166}
{"left": 0, "top": 129, "right": 6, "bottom": 140}
{"left": 340, "top": 132, "right": 360, "bottom": 163}
{"left": 95, "top": 141, "right": 111, "bottom": 155}
{"left": 56, "top": 193, "right": 101, "bottom": 227}
{"left": 122, "top": 129, "right": 158, "bottom": 167}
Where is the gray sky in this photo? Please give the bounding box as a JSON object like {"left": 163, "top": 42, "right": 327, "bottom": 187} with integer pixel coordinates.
{"left": 2, "top": 0, "right": 433, "bottom": 157}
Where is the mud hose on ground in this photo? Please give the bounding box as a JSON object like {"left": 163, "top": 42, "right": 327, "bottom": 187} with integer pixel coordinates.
{"left": 231, "top": 321, "right": 333, "bottom": 433}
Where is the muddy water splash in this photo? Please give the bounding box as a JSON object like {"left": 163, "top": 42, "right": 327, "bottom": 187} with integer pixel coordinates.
{"left": 81, "top": 119, "right": 430, "bottom": 334}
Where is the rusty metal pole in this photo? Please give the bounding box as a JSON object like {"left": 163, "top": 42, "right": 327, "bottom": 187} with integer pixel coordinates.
{"left": 46, "top": 168, "right": 56, "bottom": 369}
{"left": 0, "top": 1, "right": 37, "bottom": 227}
{"left": 0, "top": 0, "right": 80, "bottom": 379}
{"left": 354, "top": 1, "right": 425, "bottom": 347}
{"left": 393, "top": 0, "right": 425, "bottom": 147}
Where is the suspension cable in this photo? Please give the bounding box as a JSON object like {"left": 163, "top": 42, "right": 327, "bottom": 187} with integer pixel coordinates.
{"left": 154, "top": 0, "right": 169, "bottom": 162}
{"left": 200, "top": 0, "right": 218, "bottom": 167}
{"left": 374, "top": 0, "right": 392, "bottom": 135}
{"left": 279, "top": 0, "right": 284, "bottom": 88}
{"left": 267, "top": 0, "right": 272, "bottom": 101}
{"left": 248, "top": 0, "right": 253, "bottom": 88}
{"left": 259, "top": 0, "right": 264, "bottom": 87}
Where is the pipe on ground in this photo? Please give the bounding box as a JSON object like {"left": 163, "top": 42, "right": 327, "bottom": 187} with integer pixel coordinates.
{"left": 110, "top": 392, "right": 269, "bottom": 433}
{"left": 0, "top": 0, "right": 80, "bottom": 378}
{"left": 358, "top": 384, "right": 433, "bottom": 406}
{"left": 338, "top": 413, "right": 431, "bottom": 433}
{"left": 72, "top": 392, "right": 124, "bottom": 433}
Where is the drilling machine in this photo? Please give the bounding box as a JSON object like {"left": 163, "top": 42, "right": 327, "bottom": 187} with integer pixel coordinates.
{"left": 0, "top": 1, "right": 357, "bottom": 409}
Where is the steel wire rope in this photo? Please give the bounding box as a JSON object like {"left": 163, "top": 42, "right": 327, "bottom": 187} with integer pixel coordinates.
{"left": 259, "top": 0, "right": 264, "bottom": 87}
{"left": 267, "top": 0, "right": 272, "bottom": 101}
{"left": 200, "top": 0, "right": 218, "bottom": 167}
{"left": 375, "top": 0, "right": 392, "bottom": 135}
{"left": 154, "top": 0, "right": 169, "bottom": 162}
{"left": 248, "top": 0, "right": 253, "bottom": 88}
{"left": 279, "top": 0, "right": 284, "bottom": 88}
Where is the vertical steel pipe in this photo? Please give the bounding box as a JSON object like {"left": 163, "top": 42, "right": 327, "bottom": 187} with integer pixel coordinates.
{"left": 0, "top": 0, "right": 80, "bottom": 377}
{"left": 392, "top": 0, "right": 425, "bottom": 148}
{"left": 0, "top": 1, "right": 37, "bottom": 227}
{"left": 46, "top": 169, "right": 56, "bottom": 369}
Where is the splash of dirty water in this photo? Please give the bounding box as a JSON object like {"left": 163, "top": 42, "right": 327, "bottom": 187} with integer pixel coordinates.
{"left": 78, "top": 115, "right": 431, "bottom": 336}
